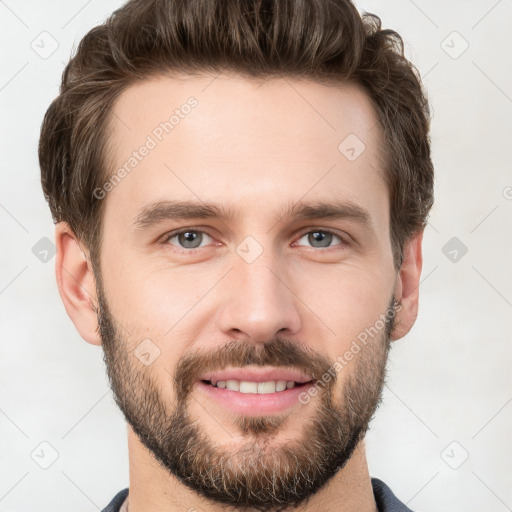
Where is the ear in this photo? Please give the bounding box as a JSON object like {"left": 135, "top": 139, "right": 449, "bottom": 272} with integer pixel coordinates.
{"left": 391, "top": 228, "right": 424, "bottom": 341}
{"left": 55, "top": 222, "right": 101, "bottom": 346}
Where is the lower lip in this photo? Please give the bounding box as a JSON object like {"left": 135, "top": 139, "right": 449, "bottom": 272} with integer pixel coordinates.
{"left": 196, "top": 381, "right": 315, "bottom": 416}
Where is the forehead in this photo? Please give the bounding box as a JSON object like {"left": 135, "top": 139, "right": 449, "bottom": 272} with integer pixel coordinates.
{"left": 103, "top": 74, "right": 388, "bottom": 231}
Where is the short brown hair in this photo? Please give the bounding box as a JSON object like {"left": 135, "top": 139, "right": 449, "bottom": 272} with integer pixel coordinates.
{"left": 39, "top": 0, "right": 434, "bottom": 270}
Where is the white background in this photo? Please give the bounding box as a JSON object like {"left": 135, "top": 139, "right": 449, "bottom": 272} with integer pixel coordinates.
{"left": 1, "top": 0, "right": 511, "bottom": 510}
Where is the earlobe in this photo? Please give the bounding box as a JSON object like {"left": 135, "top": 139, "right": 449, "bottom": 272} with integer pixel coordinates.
{"left": 55, "top": 222, "right": 102, "bottom": 346}
{"left": 390, "top": 229, "right": 424, "bottom": 341}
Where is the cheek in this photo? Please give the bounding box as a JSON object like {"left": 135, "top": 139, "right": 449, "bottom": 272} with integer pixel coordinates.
{"left": 100, "top": 251, "right": 185, "bottom": 329}
{"left": 291, "top": 262, "right": 393, "bottom": 397}
{"left": 292, "top": 259, "right": 393, "bottom": 334}
{"left": 102, "top": 267, "right": 213, "bottom": 383}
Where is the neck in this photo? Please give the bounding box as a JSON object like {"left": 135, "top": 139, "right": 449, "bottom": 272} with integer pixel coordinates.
{"left": 125, "top": 426, "right": 377, "bottom": 512}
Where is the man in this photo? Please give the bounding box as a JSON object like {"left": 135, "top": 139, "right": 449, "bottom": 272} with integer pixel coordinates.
{"left": 38, "top": 0, "right": 433, "bottom": 510}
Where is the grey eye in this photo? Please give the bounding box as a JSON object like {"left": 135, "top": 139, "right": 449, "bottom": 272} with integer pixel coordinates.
{"left": 168, "top": 230, "right": 212, "bottom": 249}
{"left": 297, "top": 231, "right": 342, "bottom": 249}
{"left": 178, "top": 231, "right": 202, "bottom": 248}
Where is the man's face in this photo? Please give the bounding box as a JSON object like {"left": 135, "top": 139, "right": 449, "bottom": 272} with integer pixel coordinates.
{"left": 95, "top": 75, "right": 398, "bottom": 510}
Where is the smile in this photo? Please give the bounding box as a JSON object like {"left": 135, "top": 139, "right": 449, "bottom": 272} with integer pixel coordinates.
{"left": 202, "top": 379, "right": 309, "bottom": 393}
{"left": 196, "top": 367, "right": 316, "bottom": 415}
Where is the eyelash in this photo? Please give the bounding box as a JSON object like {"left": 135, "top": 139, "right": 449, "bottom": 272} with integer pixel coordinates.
{"left": 160, "top": 227, "right": 349, "bottom": 254}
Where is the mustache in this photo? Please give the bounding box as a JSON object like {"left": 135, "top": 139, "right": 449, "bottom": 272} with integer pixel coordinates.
{"left": 173, "top": 338, "right": 336, "bottom": 398}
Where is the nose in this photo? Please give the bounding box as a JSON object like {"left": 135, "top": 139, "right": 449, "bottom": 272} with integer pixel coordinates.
{"left": 215, "top": 246, "right": 302, "bottom": 344}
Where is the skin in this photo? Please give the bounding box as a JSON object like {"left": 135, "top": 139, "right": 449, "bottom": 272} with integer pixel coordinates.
{"left": 55, "top": 74, "right": 423, "bottom": 511}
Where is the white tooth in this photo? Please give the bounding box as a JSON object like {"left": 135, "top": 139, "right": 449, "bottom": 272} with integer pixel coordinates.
{"left": 239, "top": 381, "right": 258, "bottom": 393}
{"left": 258, "top": 381, "right": 277, "bottom": 394}
{"left": 276, "top": 380, "right": 287, "bottom": 392}
{"left": 226, "top": 380, "right": 240, "bottom": 391}
{"left": 219, "top": 379, "right": 295, "bottom": 393}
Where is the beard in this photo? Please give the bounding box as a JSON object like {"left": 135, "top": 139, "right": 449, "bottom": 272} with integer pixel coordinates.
{"left": 95, "top": 273, "right": 395, "bottom": 512}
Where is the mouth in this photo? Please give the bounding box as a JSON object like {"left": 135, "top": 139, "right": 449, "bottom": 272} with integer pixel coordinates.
{"left": 201, "top": 379, "right": 311, "bottom": 393}
{"left": 196, "top": 367, "right": 317, "bottom": 416}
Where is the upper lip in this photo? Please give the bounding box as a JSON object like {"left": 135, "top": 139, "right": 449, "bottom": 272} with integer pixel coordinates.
{"left": 199, "top": 367, "right": 315, "bottom": 384}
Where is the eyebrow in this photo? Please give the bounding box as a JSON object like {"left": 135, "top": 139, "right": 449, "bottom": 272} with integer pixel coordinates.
{"left": 133, "top": 199, "right": 374, "bottom": 232}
